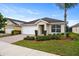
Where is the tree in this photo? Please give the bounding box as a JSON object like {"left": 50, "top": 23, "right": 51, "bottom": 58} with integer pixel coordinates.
{"left": 0, "top": 13, "right": 7, "bottom": 31}
{"left": 56, "top": 3, "right": 77, "bottom": 37}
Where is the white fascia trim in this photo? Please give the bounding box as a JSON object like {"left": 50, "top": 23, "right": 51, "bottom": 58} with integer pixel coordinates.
{"left": 35, "top": 19, "right": 49, "bottom": 24}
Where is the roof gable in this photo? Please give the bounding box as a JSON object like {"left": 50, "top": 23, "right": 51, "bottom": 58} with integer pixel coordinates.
{"left": 24, "top": 17, "right": 64, "bottom": 24}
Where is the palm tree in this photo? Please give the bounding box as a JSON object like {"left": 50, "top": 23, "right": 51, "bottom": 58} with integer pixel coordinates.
{"left": 56, "top": 3, "right": 77, "bottom": 37}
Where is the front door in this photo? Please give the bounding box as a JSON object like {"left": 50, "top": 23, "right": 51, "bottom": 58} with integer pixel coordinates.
{"left": 40, "top": 25, "right": 44, "bottom": 34}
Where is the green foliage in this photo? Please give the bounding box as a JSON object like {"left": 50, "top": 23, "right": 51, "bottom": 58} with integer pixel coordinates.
{"left": 0, "top": 31, "right": 5, "bottom": 33}
{"left": 44, "top": 30, "right": 47, "bottom": 36}
{"left": 68, "top": 32, "right": 79, "bottom": 40}
{"left": 11, "top": 30, "right": 21, "bottom": 35}
{"left": 0, "top": 13, "right": 7, "bottom": 29}
{"left": 36, "top": 36, "right": 49, "bottom": 41}
{"left": 56, "top": 3, "right": 78, "bottom": 9}
{"left": 48, "top": 34, "right": 62, "bottom": 40}
{"left": 35, "top": 30, "right": 38, "bottom": 36}
{"left": 24, "top": 36, "right": 35, "bottom": 40}
{"left": 14, "top": 40, "right": 79, "bottom": 56}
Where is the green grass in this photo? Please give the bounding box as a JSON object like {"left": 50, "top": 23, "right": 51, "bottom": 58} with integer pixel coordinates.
{"left": 13, "top": 40, "right": 79, "bottom": 56}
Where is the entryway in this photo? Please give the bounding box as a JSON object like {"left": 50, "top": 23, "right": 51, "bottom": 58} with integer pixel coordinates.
{"left": 39, "top": 25, "right": 44, "bottom": 35}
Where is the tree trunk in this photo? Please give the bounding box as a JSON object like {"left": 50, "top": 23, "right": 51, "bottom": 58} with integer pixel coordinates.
{"left": 64, "top": 5, "right": 67, "bottom": 37}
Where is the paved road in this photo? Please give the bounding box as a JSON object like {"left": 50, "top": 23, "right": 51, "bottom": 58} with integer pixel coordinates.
{"left": 0, "top": 35, "right": 26, "bottom": 43}
{"left": 0, "top": 41, "right": 59, "bottom": 56}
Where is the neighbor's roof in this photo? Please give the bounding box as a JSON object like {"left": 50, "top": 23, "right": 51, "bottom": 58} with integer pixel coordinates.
{"left": 72, "top": 23, "right": 79, "bottom": 27}
{"left": 5, "top": 18, "right": 27, "bottom": 26}
{"left": 24, "top": 17, "right": 64, "bottom": 24}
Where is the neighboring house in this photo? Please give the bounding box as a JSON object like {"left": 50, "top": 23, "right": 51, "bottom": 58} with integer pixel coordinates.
{"left": 21, "top": 17, "right": 65, "bottom": 35}
{"left": 5, "top": 18, "right": 26, "bottom": 34}
{"left": 5, "top": 17, "right": 65, "bottom": 35}
{"left": 72, "top": 23, "right": 79, "bottom": 33}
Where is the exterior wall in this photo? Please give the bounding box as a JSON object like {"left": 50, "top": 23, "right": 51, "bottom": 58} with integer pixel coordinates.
{"left": 72, "top": 27, "right": 79, "bottom": 33}
{"left": 47, "top": 24, "right": 65, "bottom": 34}
{"left": 14, "top": 26, "right": 21, "bottom": 30}
{"left": 5, "top": 26, "right": 14, "bottom": 34}
{"left": 61, "top": 24, "right": 65, "bottom": 33}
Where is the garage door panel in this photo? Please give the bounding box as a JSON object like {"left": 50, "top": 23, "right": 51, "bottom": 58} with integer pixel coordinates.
{"left": 22, "top": 26, "right": 37, "bottom": 34}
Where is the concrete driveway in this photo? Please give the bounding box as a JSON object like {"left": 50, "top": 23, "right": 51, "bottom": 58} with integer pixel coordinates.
{"left": 0, "top": 34, "right": 59, "bottom": 56}
{"left": 0, "top": 35, "right": 26, "bottom": 43}
{"left": 0, "top": 41, "right": 59, "bottom": 56}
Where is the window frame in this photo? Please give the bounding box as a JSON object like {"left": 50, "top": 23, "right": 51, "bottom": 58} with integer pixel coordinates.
{"left": 51, "top": 24, "right": 61, "bottom": 33}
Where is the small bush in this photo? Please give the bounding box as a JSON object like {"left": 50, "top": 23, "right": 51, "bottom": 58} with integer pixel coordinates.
{"left": 0, "top": 31, "right": 5, "bottom": 33}
{"left": 35, "top": 30, "right": 38, "bottom": 36}
{"left": 44, "top": 30, "right": 47, "bottom": 36}
{"left": 48, "top": 34, "right": 61, "bottom": 40}
{"left": 11, "top": 30, "right": 21, "bottom": 35}
{"left": 24, "top": 36, "right": 35, "bottom": 40}
{"left": 36, "top": 36, "right": 49, "bottom": 41}
{"left": 68, "top": 32, "right": 79, "bottom": 40}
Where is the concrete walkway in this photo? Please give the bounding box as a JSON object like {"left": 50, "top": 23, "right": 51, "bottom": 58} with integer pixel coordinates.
{"left": 0, "top": 35, "right": 26, "bottom": 43}
{"left": 0, "top": 41, "right": 59, "bottom": 56}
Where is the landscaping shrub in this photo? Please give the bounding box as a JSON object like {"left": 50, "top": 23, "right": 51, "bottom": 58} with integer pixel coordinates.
{"left": 44, "top": 30, "right": 47, "bottom": 36}
{"left": 24, "top": 36, "right": 35, "bottom": 40}
{"left": 68, "top": 32, "right": 79, "bottom": 40}
{"left": 36, "top": 36, "right": 49, "bottom": 41}
{"left": 0, "top": 31, "right": 5, "bottom": 33}
{"left": 48, "top": 34, "right": 61, "bottom": 40}
{"left": 35, "top": 30, "right": 38, "bottom": 36}
{"left": 11, "top": 30, "right": 21, "bottom": 35}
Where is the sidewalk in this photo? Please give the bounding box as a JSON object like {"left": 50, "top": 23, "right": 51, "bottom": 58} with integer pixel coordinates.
{"left": 0, "top": 35, "right": 26, "bottom": 43}
{"left": 0, "top": 41, "right": 59, "bottom": 56}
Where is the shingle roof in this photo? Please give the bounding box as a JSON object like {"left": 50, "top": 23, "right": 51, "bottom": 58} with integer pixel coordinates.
{"left": 24, "top": 17, "right": 64, "bottom": 24}
{"left": 5, "top": 18, "right": 27, "bottom": 26}
{"left": 6, "top": 17, "right": 64, "bottom": 25}
{"left": 72, "top": 23, "right": 79, "bottom": 27}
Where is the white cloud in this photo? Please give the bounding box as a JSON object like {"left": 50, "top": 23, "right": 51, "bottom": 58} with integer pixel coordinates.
{"left": 68, "top": 20, "right": 79, "bottom": 27}
{"left": 26, "top": 9, "right": 40, "bottom": 15}
{"left": 0, "top": 4, "right": 40, "bottom": 20}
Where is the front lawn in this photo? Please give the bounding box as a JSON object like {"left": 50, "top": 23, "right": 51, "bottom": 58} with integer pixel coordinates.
{"left": 13, "top": 40, "right": 79, "bottom": 56}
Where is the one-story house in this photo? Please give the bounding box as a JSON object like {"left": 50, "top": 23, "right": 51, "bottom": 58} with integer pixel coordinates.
{"left": 72, "top": 23, "right": 79, "bottom": 33}
{"left": 5, "top": 17, "right": 65, "bottom": 35}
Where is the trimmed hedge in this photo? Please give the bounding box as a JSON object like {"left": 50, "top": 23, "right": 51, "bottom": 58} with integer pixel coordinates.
{"left": 36, "top": 36, "right": 49, "bottom": 41}
{"left": 48, "top": 34, "right": 62, "bottom": 40}
{"left": 11, "top": 30, "right": 21, "bottom": 35}
{"left": 24, "top": 36, "right": 35, "bottom": 40}
{"left": 23, "top": 32, "right": 79, "bottom": 41}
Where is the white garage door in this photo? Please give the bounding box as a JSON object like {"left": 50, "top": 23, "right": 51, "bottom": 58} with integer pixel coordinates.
{"left": 5, "top": 26, "right": 13, "bottom": 34}
{"left": 22, "top": 25, "right": 37, "bottom": 34}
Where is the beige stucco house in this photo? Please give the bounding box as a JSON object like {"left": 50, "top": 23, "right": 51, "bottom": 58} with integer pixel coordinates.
{"left": 21, "top": 17, "right": 65, "bottom": 35}
{"left": 72, "top": 23, "right": 79, "bottom": 33}
{"left": 5, "top": 17, "right": 65, "bottom": 35}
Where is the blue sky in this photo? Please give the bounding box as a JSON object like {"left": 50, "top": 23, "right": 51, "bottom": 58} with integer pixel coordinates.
{"left": 0, "top": 3, "right": 79, "bottom": 26}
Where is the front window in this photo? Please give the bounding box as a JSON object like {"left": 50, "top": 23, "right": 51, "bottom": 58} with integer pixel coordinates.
{"left": 51, "top": 24, "right": 61, "bottom": 33}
